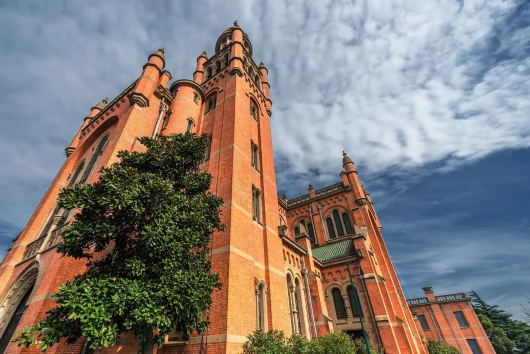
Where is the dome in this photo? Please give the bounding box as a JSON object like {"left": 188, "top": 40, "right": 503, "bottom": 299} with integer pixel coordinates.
{"left": 92, "top": 97, "right": 108, "bottom": 111}
{"left": 215, "top": 23, "right": 253, "bottom": 56}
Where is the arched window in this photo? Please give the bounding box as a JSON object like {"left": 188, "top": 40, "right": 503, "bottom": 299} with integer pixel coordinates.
{"left": 38, "top": 160, "right": 85, "bottom": 238}
{"left": 215, "top": 60, "right": 221, "bottom": 73}
{"left": 287, "top": 276, "right": 295, "bottom": 334}
{"left": 254, "top": 74, "right": 261, "bottom": 88}
{"left": 79, "top": 135, "right": 109, "bottom": 184}
{"left": 205, "top": 67, "right": 212, "bottom": 81}
{"left": 186, "top": 118, "right": 194, "bottom": 133}
{"left": 61, "top": 161, "right": 87, "bottom": 222}
{"left": 326, "top": 217, "right": 336, "bottom": 239}
{"left": 223, "top": 53, "right": 229, "bottom": 67}
{"left": 342, "top": 213, "right": 353, "bottom": 234}
{"left": 205, "top": 94, "right": 217, "bottom": 113}
{"left": 250, "top": 101, "right": 258, "bottom": 121}
{"left": 0, "top": 284, "right": 34, "bottom": 352}
{"left": 256, "top": 282, "right": 266, "bottom": 330}
{"left": 307, "top": 223, "right": 316, "bottom": 244}
{"left": 294, "top": 278, "right": 305, "bottom": 336}
{"left": 347, "top": 286, "right": 362, "bottom": 318}
{"left": 332, "top": 288, "right": 346, "bottom": 319}
{"left": 332, "top": 210, "right": 345, "bottom": 237}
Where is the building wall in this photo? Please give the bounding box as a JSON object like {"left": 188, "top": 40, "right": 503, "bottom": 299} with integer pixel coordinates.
{"left": 410, "top": 288, "right": 495, "bottom": 353}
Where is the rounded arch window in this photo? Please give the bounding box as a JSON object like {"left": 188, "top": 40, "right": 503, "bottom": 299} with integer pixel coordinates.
{"left": 186, "top": 118, "right": 195, "bottom": 133}
{"left": 332, "top": 288, "right": 347, "bottom": 319}
{"left": 326, "top": 209, "right": 354, "bottom": 239}
{"left": 347, "top": 286, "right": 363, "bottom": 318}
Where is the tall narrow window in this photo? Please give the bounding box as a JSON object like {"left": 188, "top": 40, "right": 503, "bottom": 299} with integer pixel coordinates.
{"left": 307, "top": 223, "right": 316, "bottom": 244}
{"left": 79, "top": 135, "right": 109, "bottom": 184}
{"left": 326, "top": 218, "right": 336, "bottom": 239}
{"left": 223, "top": 53, "right": 229, "bottom": 67}
{"left": 250, "top": 101, "right": 258, "bottom": 121}
{"left": 61, "top": 161, "right": 86, "bottom": 221}
{"left": 347, "top": 286, "right": 362, "bottom": 318}
{"left": 186, "top": 118, "right": 194, "bottom": 133}
{"left": 0, "top": 285, "right": 34, "bottom": 353}
{"left": 204, "top": 135, "right": 212, "bottom": 162}
{"left": 39, "top": 161, "right": 85, "bottom": 238}
{"left": 466, "top": 339, "right": 482, "bottom": 354}
{"left": 333, "top": 210, "right": 345, "bottom": 237}
{"left": 332, "top": 288, "right": 346, "bottom": 319}
{"left": 454, "top": 311, "right": 469, "bottom": 327}
{"left": 342, "top": 213, "right": 353, "bottom": 234}
{"left": 256, "top": 283, "right": 265, "bottom": 330}
{"left": 417, "top": 315, "right": 430, "bottom": 330}
{"left": 204, "top": 67, "right": 212, "bottom": 81}
{"left": 193, "top": 92, "right": 199, "bottom": 103}
{"left": 205, "top": 94, "right": 216, "bottom": 113}
{"left": 251, "top": 141, "right": 260, "bottom": 171}
{"left": 252, "top": 186, "right": 262, "bottom": 223}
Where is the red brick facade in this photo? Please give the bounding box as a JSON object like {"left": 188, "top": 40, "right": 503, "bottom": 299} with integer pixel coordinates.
{"left": 0, "top": 25, "right": 492, "bottom": 354}
{"left": 408, "top": 287, "right": 494, "bottom": 353}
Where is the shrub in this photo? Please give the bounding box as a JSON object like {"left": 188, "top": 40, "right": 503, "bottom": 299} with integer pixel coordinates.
{"left": 427, "top": 339, "right": 460, "bottom": 354}
{"left": 243, "top": 330, "right": 382, "bottom": 354}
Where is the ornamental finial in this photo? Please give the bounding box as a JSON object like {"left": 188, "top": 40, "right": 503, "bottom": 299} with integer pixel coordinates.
{"left": 102, "top": 97, "right": 108, "bottom": 104}
{"left": 234, "top": 20, "right": 238, "bottom": 26}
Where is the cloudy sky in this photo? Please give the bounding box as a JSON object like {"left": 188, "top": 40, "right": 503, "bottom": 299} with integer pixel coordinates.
{"left": 1, "top": 1, "right": 529, "bottom": 320}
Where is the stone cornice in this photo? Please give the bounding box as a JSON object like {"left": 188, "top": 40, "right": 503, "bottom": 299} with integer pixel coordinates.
{"left": 280, "top": 235, "right": 307, "bottom": 256}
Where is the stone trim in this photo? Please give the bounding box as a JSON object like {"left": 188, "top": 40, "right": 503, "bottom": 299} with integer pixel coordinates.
{"left": 169, "top": 79, "right": 206, "bottom": 102}
{"left": 129, "top": 92, "right": 149, "bottom": 107}
{"left": 142, "top": 62, "right": 162, "bottom": 72}
{"left": 153, "top": 84, "right": 173, "bottom": 102}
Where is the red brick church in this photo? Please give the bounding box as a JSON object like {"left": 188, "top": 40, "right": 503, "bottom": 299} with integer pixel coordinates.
{"left": 0, "top": 24, "right": 493, "bottom": 353}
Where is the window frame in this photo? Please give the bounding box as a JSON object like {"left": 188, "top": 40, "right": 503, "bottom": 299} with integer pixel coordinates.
{"left": 417, "top": 314, "right": 430, "bottom": 330}
{"left": 326, "top": 209, "right": 355, "bottom": 240}
{"left": 205, "top": 94, "right": 217, "bottom": 113}
{"left": 466, "top": 339, "right": 482, "bottom": 354}
{"left": 332, "top": 288, "right": 347, "bottom": 320}
{"left": 250, "top": 100, "right": 259, "bottom": 122}
{"left": 251, "top": 140, "right": 260, "bottom": 172}
{"left": 252, "top": 185, "right": 262, "bottom": 224}
{"left": 347, "top": 286, "right": 362, "bottom": 318}
{"left": 454, "top": 311, "right": 469, "bottom": 328}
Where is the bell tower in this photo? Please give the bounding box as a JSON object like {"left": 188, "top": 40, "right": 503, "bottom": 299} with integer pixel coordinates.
{"left": 160, "top": 23, "right": 291, "bottom": 352}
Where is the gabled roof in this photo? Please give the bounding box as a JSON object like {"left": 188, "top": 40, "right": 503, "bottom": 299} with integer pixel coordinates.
{"left": 312, "top": 239, "right": 356, "bottom": 263}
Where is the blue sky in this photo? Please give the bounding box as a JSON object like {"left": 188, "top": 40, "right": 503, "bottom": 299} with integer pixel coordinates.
{"left": 0, "top": 1, "right": 529, "bottom": 320}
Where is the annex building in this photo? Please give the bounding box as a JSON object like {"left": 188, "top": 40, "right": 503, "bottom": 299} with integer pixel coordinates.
{"left": 0, "top": 24, "right": 494, "bottom": 354}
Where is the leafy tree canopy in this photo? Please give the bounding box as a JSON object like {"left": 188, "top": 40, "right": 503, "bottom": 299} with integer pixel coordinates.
{"left": 471, "top": 290, "right": 530, "bottom": 353}
{"left": 478, "top": 314, "right": 514, "bottom": 354}
{"left": 15, "top": 133, "right": 224, "bottom": 353}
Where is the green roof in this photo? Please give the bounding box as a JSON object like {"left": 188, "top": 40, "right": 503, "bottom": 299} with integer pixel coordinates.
{"left": 312, "top": 239, "right": 356, "bottom": 262}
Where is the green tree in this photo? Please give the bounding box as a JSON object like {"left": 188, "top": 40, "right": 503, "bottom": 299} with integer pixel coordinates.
{"left": 471, "top": 290, "right": 530, "bottom": 353}
{"left": 426, "top": 339, "right": 459, "bottom": 354}
{"left": 478, "top": 314, "right": 514, "bottom": 354}
{"left": 14, "top": 133, "right": 224, "bottom": 353}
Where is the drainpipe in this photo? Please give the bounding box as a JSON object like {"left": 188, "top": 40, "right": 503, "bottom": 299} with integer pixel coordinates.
{"left": 357, "top": 260, "right": 383, "bottom": 349}
{"left": 316, "top": 203, "right": 329, "bottom": 241}
{"left": 427, "top": 305, "right": 442, "bottom": 339}
{"left": 440, "top": 303, "right": 464, "bottom": 353}
{"left": 301, "top": 257, "right": 318, "bottom": 339}
{"left": 151, "top": 98, "right": 166, "bottom": 139}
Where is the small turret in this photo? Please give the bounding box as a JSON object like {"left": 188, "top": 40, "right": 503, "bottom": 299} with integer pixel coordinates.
{"left": 193, "top": 52, "right": 208, "bottom": 84}
{"left": 129, "top": 48, "right": 165, "bottom": 107}
{"left": 90, "top": 97, "right": 108, "bottom": 115}
{"left": 342, "top": 151, "right": 355, "bottom": 173}
{"left": 148, "top": 47, "right": 165, "bottom": 70}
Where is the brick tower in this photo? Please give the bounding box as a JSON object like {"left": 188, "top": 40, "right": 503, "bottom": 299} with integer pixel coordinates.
{"left": 0, "top": 24, "right": 433, "bottom": 354}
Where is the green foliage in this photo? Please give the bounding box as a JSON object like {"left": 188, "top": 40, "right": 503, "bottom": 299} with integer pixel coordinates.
{"left": 243, "top": 330, "right": 291, "bottom": 354}
{"left": 478, "top": 314, "right": 514, "bottom": 354}
{"left": 243, "top": 330, "right": 382, "bottom": 354}
{"left": 426, "top": 339, "right": 460, "bottom": 354}
{"left": 471, "top": 290, "right": 530, "bottom": 353}
{"left": 14, "top": 133, "right": 224, "bottom": 352}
